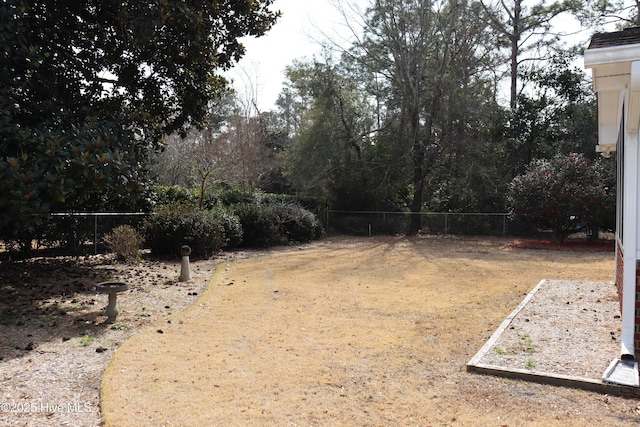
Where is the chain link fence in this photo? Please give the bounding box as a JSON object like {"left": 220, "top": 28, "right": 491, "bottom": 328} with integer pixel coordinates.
{"left": 44, "top": 212, "right": 149, "bottom": 254}
{"left": 3, "top": 210, "right": 532, "bottom": 255}
{"left": 326, "top": 210, "right": 533, "bottom": 237}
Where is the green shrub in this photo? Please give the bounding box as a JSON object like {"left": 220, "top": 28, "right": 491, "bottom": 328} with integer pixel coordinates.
{"left": 506, "top": 153, "right": 614, "bottom": 243}
{"left": 153, "top": 186, "right": 198, "bottom": 206}
{"left": 208, "top": 205, "right": 243, "bottom": 248}
{"left": 104, "top": 225, "right": 143, "bottom": 262}
{"left": 218, "top": 187, "right": 255, "bottom": 206}
{"left": 233, "top": 202, "right": 283, "bottom": 247}
{"left": 233, "top": 201, "right": 323, "bottom": 247}
{"left": 142, "top": 203, "right": 224, "bottom": 257}
{"left": 269, "top": 203, "right": 323, "bottom": 242}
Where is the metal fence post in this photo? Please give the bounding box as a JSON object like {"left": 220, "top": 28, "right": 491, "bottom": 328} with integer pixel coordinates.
{"left": 503, "top": 214, "right": 507, "bottom": 237}
{"left": 444, "top": 213, "right": 448, "bottom": 235}
{"left": 94, "top": 214, "right": 98, "bottom": 254}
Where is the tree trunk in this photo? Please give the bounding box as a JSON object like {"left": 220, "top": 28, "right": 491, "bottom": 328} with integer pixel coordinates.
{"left": 510, "top": 0, "right": 521, "bottom": 109}
{"left": 407, "top": 98, "right": 424, "bottom": 235}
{"left": 409, "top": 160, "right": 425, "bottom": 234}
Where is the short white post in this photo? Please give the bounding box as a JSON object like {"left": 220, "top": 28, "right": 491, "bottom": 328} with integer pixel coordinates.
{"left": 179, "top": 245, "right": 191, "bottom": 282}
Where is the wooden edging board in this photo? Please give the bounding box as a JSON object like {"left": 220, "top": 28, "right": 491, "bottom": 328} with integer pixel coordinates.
{"left": 466, "top": 279, "right": 640, "bottom": 398}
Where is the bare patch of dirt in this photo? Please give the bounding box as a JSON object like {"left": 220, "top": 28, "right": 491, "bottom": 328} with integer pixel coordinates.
{"left": 97, "top": 235, "right": 640, "bottom": 427}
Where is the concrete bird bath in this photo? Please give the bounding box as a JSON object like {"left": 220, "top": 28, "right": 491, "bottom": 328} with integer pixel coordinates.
{"left": 96, "top": 281, "right": 129, "bottom": 324}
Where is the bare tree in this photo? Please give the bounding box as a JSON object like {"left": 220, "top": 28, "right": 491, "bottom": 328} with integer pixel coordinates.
{"left": 152, "top": 49, "right": 291, "bottom": 195}
{"left": 480, "top": 0, "right": 585, "bottom": 109}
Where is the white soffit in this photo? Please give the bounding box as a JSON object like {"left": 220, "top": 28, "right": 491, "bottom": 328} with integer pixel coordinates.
{"left": 585, "top": 43, "right": 640, "bottom": 68}
{"left": 585, "top": 43, "right": 640, "bottom": 153}
{"left": 589, "top": 62, "right": 630, "bottom": 92}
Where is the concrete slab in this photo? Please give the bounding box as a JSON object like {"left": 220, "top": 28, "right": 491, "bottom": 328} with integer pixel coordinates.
{"left": 603, "top": 358, "right": 640, "bottom": 387}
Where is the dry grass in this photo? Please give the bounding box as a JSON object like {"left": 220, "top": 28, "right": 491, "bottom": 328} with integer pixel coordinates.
{"left": 101, "top": 235, "right": 640, "bottom": 426}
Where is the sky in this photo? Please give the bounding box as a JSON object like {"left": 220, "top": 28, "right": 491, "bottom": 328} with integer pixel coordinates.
{"left": 226, "top": 0, "right": 627, "bottom": 112}
{"left": 226, "top": 0, "right": 367, "bottom": 111}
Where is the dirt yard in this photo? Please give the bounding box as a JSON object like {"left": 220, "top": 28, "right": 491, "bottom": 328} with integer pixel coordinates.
{"left": 97, "top": 235, "right": 640, "bottom": 426}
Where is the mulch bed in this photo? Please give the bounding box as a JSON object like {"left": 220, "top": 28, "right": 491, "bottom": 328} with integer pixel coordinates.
{"left": 508, "top": 239, "right": 615, "bottom": 252}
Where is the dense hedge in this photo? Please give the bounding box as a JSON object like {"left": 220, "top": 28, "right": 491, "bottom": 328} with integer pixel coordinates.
{"left": 209, "top": 205, "right": 244, "bottom": 248}
{"left": 270, "top": 202, "right": 324, "bottom": 242}
{"left": 142, "top": 203, "right": 224, "bottom": 257}
{"left": 153, "top": 186, "right": 199, "bottom": 206}
{"left": 233, "top": 202, "right": 283, "bottom": 247}
{"left": 2, "top": 187, "right": 325, "bottom": 257}
{"left": 232, "top": 201, "right": 323, "bottom": 247}
{"left": 142, "top": 189, "right": 324, "bottom": 254}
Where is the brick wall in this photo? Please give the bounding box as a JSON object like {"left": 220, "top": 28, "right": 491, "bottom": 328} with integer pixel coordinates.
{"left": 615, "top": 243, "right": 640, "bottom": 358}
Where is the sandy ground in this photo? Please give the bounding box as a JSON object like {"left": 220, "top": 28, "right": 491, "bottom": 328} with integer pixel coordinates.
{"left": 101, "top": 235, "right": 640, "bottom": 426}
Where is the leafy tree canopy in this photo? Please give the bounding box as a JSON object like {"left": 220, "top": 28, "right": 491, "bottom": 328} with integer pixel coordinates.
{"left": 3, "top": 0, "right": 278, "bottom": 138}
{"left": 493, "top": 53, "right": 597, "bottom": 180}
{"left": 0, "top": 0, "right": 278, "bottom": 247}
{"left": 506, "top": 153, "right": 615, "bottom": 243}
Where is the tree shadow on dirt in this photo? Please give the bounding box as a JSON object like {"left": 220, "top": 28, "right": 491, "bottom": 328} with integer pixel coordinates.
{"left": 0, "top": 255, "right": 121, "bottom": 360}
{"left": 0, "top": 249, "right": 181, "bottom": 362}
